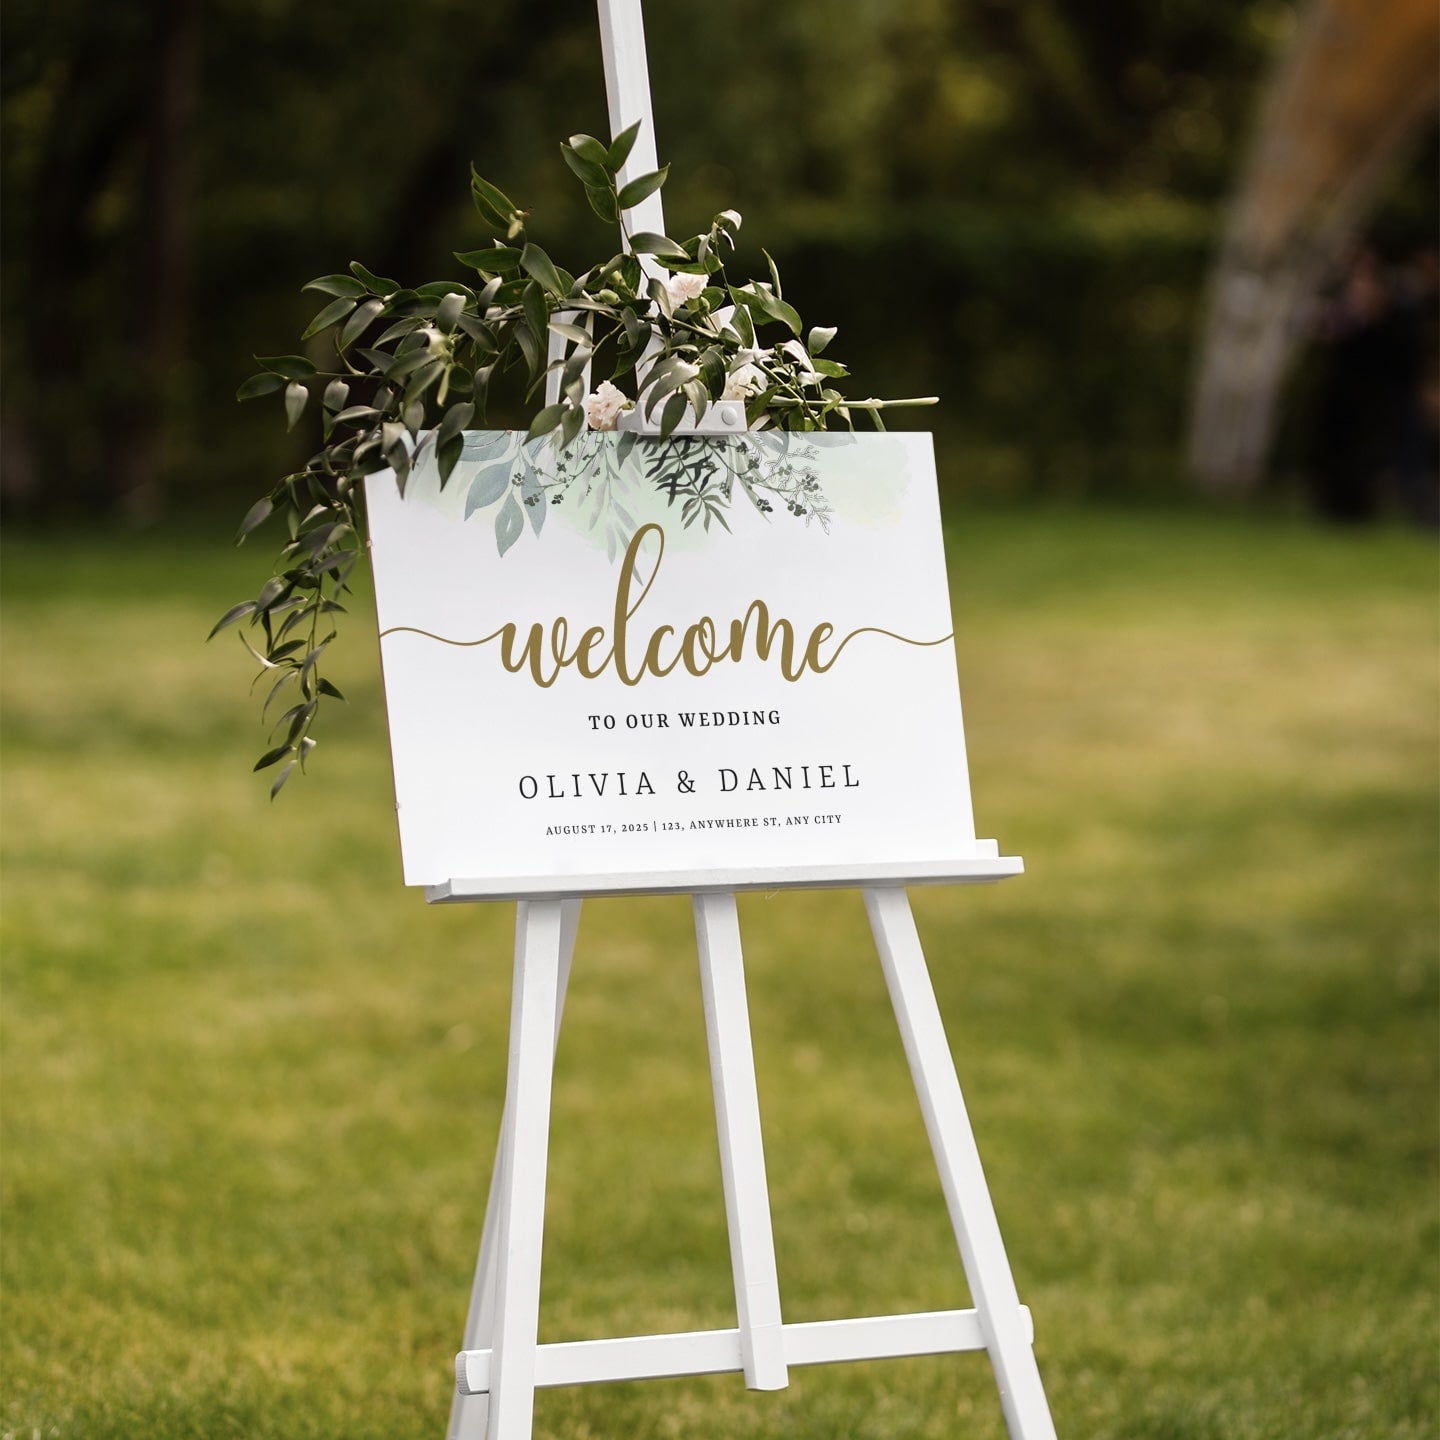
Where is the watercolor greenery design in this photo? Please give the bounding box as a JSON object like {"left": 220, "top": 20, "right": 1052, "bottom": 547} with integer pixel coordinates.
{"left": 454, "top": 428, "right": 842, "bottom": 564}
{"left": 215, "top": 124, "right": 933, "bottom": 793}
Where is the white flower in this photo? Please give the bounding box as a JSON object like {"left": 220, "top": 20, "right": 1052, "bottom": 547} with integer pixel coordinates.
{"left": 722, "top": 362, "right": 765, "bottom": 400}
{"left": 583, "top": 380, "right": 630, "bottom": 431}
{"left": 663, "top": 272, "right": 706, "bottom": 308}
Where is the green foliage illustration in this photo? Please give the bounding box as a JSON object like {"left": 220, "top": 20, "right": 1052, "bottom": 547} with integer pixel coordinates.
{"left": 449, "top": 428, "right": 842, "bottom": 563}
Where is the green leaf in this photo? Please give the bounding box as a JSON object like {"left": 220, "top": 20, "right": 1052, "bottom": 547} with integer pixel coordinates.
{"left": 619, "top": 306, "right": 647, "bottom": 353}
{"left": 628, "top": 232, "right": 689, "bottom": 261}
{"left": 332, "top": 405, "right": 383, "bottom": 427}
{"left": 270, "top": 696, "right": 311, "bottom": 732}
{"left": 763, "top": 249, "right": 784, "bottom": 300}
{"left": 607, "top": 119, "right": 642, "bottom": 172}
{"left": 435, "top": 400, "right": 474, "bottom": 446}
{"left": 253, "top": 743, "right": 293, "bottom": 773}
{"left": 374, "top": 317, "right": 424, "bottom": 346}
{"left": 520, "top": 243, "right": 566, "bottom": 297}
{"left": 381, "top": 420, "right": 407, "bottom": 459}
{"left": 454, "top": 245, "right": 522, "bottom": 274}
{"left": 235, "top": 498, "right": 274, "bottom": 542}
{"left": 732, "top": 285, "right": 802, "bottom": 337}
{"left": 470, "top": 168, "right": 521, "bottom": 232}
{"left": 352, "top": 345, "right": 397, "bottom": 375}
{"left": 416, "top": 280, "right": 476, "bottom": 302}
{"left": 384, "top": 346, "right": 437, "bottom": 382}
{"left": 236, "top": 372, "right": 286, "bottom": 401}
{"left": 435, "top": 292, "right": 465, "bottom": 334}
{"left": 547, "top": 319, "right": 591, "bottom": 346}
{"left": 495, "top": 491, "right": 525, "bottom": 556}
{"left": 616, "top": 166, "right": 669, "bottom": 211}
{"left": 348, "top": 261, "right": 399, "bottom": 296}
{"left": 255, "top": 355, "right": 315, "bottom": 380}
{"left": 208, "top": 600, "right": 257, "bottom": 638}
{"left": 657, "top": 390, "right": 688, "bottom": 439}
{"left": 524, "top": 402, "right": 567, "bottom": 444}
{"left": 339, "top": 298, "right": 384, "bottom": 349}
{"left": 304, "top": 273, "right": 368, "bottom": 299}
{"left": 316, "top": 678, "right": 346, "bottom": 700}
{"left": 568, "top": 132, "right": 610, "bottom": 167}
{"left": 584, "top": 185, "right": 619, "bottom": 224}
{"left": 745, "top": 389, "right": 774, "bottom": 427}
{"left": 353, "top": 439, "right": 388, "bottom": 475}
{"left": 285, "top": 381, "right": 308, "bottom": 432}
{"left": 683, "top": 377, "right": 710, "bottom": 427}
{"left": 514, "top": 322, "right": 541, "bottom": 378}
{"left": 322, "top": 378, "right": 350, "bottom": 413}
{"left": 466, "top": 461, "right": 511, "bottom": 516}
{"left": 455, "top": 313, "right": 499, "bottom": 350}
{"left": 617, "top": 254, "right": 642, "bottom": 293}
{"left": 559, "top": 402, "right": 585, "bottom": 450}
{"left": 560, "top": 343, "right": 591, "bottom": 390}
{"left": 810, "top": 356, "right": 848, "bottom": 377}
{"left": 641, "top": 356, "right": 699, "bottom": 418}
{"left": 260, "top": 670, "right": 297, "bottom": 718}
{"left": 560, "top": 143, "right": 609, "bottom": 189}
{"left": 255, "top": 575, "right": 289, "bottom": 611}
{"left": 437, "top": 431, "right": 464, "bottom": 487}
{"left": 808, "top": 324, "right": 837, "bottom": 355}
{"left": 698, "top": 346, "right": 727, "bottom": 396}
{"left": 522, "top": 281, "right": 548, "bottom": 354}
{"left": 269, "top": 760, "right": 298, "bottom": 799}
{"left": 473, "top": 363, "right": 496, "bottom": 421}
{"left": 301, "top": 296, "right": 356, "bottom": 340}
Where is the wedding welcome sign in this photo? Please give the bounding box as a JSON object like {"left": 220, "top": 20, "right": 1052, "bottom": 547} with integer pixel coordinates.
{"left": 366, "top": 429, "right": 980, "bottom": 893}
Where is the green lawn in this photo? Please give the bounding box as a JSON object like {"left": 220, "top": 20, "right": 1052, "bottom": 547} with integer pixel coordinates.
{"left": 2, "top": 504, "right": 1436, "bottom": 1439}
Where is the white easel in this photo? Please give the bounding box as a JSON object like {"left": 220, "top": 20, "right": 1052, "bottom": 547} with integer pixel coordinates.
{"left": 442, "top": 5, "right": 1058, "bottom": 1436}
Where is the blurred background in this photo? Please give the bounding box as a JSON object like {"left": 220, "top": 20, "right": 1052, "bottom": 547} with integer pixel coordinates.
{"left": 2, "top": 4, "right": 1437, "bottom": 1438}
{"left": 1, "top": 0, "right": 1436, "bottom": 521}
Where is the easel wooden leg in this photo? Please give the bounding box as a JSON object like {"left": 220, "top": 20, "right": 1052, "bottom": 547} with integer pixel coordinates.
{"left": 864, "top": 886, "right": 1057, "bottom": 1440}
{"left": 447, "top": 898, "right": 579, "bottom": 1440}
{"left": 693, "top": 892, "right": 789, "bottom": 1391}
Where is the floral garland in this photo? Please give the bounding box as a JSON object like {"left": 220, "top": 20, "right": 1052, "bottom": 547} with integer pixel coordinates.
{"left": 215, "top": 124, "right": 933, "bottom": 794}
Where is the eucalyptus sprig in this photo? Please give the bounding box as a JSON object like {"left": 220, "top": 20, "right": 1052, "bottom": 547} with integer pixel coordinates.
{"left": 217, "top": 122, "right": 935, "bottom": 794}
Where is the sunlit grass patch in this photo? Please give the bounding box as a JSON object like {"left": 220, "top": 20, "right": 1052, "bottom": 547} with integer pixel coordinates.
{"left": 2, "top": 509, "right": 1435, "bottom": 1438}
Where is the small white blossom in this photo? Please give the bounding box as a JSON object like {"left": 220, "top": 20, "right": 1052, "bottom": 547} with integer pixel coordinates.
{"left": 722, "top": 362, "right": 765, "bottom": 400}
{"left": 663, "top": 272, "right": 706, "bottom": 308}
{"left": 583, "top": 380, "right": 630, "bottom": 431}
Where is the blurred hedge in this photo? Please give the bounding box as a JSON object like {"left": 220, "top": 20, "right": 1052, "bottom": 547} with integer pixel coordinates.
{"left": 0, "top": 0, "right": 1428, "bottom": 516}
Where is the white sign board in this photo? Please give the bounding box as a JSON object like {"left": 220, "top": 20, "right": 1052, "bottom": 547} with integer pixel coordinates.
{"left": 367, "top": 430, "right": 979, "bottom": 893}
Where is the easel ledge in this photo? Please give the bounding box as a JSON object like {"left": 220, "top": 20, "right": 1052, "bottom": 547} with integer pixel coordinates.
{"left": 427, "top": 844, "right": 1022, "bottom": 903}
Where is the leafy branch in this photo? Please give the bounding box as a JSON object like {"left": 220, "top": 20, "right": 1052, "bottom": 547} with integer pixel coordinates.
{"left": 218, "top": 123, "right": 935, "bottom": 792}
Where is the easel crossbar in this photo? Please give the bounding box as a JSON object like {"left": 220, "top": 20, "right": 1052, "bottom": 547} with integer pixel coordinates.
{"left": 457, "top": 1305, "right": 1035, "bottom": 1394}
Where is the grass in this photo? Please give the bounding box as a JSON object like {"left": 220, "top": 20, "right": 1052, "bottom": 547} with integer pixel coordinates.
{"left": 2, "top": 502, "right": 1436, "bottom": 1438}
